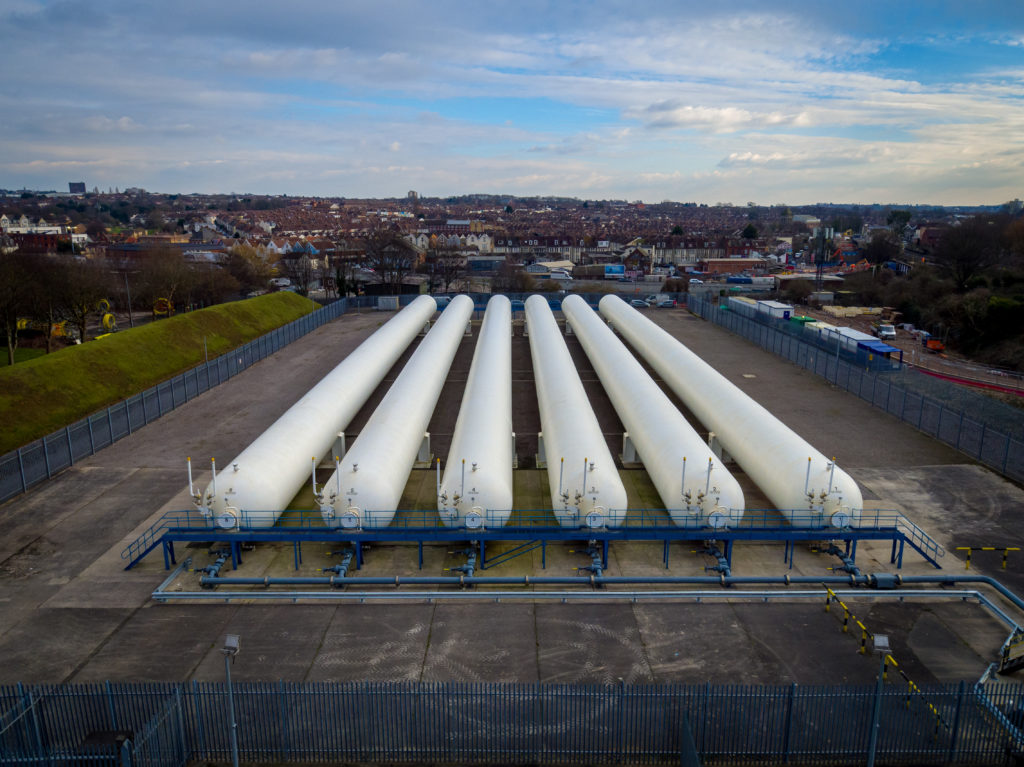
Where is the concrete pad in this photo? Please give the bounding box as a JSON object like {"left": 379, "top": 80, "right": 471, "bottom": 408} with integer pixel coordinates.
{"left": 71, "top": 605, "right": 236, "bottom": 682}
{"left": 307, "top": 604, "right": 434, "bottom": 682}
{"left": 535, "top": 603, "right": 653, "bottom": 684}
{"left": 421, "top": 603, "right": 538, "bottom": 682}
{"left": 189, "top": 605, "right": 336, "bottom": 682}
{"left": 0, "top": 607, "right": 133, "bottom": 684}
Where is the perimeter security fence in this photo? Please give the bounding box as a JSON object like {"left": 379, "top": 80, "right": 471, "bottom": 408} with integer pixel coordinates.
{"left": 2, "top": 679, "right": 1024, "bottom": 766}
{"left": 0, "top": 291, "right": 686, "bottom": 506}
{"left": 688, "top": 293, "right": 1024, "bottom": 484}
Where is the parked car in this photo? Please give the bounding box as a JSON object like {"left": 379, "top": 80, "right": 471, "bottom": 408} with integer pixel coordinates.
{"left": 630, "top": 299, "right": 650, "bottom": 308}
{"left": 689, "top": 278, "right": 704, "bottom": 285}
{"left": 656, "top": 299, "right": 677, "bottom": 308}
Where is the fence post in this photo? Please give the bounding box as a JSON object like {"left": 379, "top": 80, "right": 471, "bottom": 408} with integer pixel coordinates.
{"left": 120, "top": 738, "right": 133, "bottom": 767}
{"left": 106, "top": 679, "right": 118, "bottom": 729}
{"left": 176, "top": 685, "right": 188, "bottom": 766}
{"left": 17, "top": 447, "right": 27, "bottom": 492}
{"left": 87, "top": 417, "right": 95, "bottom": 454}
{"left": 278, "top": 679, "right": 289, "bottom": 760}
{"left": 946, "top": 680, "right": 966, "bottom": 762}
{"left": 65, "top": 426, "right": 74, "bottom": 463}
{"left": 781, "top": 682, "right": 797, "bottom": 763}
{"left": 42, "top": 436, "right": 51, "bottom": 478}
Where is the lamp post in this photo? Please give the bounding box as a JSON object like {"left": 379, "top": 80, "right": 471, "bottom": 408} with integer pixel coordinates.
{"left": 222, "top": 634, "right": 241, "bottom": 767}
{"left": 866, "top": 634, "right": 889, "bottom": 767}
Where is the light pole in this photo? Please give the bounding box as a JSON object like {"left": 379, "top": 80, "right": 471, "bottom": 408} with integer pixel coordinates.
{"left": 866, "top": 634, "right": 889, "bottom": 767}
{"left": 222, "top": 634, "right": 241, "bottom": 767}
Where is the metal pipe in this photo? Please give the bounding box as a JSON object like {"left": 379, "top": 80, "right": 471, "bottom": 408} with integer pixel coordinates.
{"left": 158, "top": 587, "right": 1001, "bottom": 604}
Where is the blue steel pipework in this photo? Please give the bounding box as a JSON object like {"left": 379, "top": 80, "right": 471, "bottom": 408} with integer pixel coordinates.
{"left": 195, "top": 572, "right": 1024, "bottom": 609}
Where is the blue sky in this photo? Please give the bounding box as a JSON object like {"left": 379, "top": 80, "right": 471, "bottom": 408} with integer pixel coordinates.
{"left": 1, "top": 1, "right": 1022, "bottom": 204}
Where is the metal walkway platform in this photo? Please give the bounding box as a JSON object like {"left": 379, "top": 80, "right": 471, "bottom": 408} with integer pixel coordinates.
{"left": 122, "top": 508, "right": 945, "bottom": 572}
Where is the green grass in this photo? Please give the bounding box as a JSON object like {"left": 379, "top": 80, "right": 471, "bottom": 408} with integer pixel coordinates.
{"left": 0, "top": 292, "right": 319, "bottom": 453}
{"left": 0, "top": 348, "right": 46, "bottom": 367}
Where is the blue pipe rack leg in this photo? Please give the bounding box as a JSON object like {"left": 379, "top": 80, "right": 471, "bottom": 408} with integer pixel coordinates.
{"left": 162, "top": 540, "right": 177, "bottom": 570}
{"left": 293, "top": 541, "right": 302, "bottom": 570}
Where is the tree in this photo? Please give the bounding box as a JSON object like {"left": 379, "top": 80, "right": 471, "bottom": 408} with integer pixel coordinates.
{"left": 58, "top": 258, "right": 112, "bottom": 343}
{"left": 224, "top": 243, "right": 275, "bottom": 293}
{"left": 741, "top": 223, "right": 758, "bottom": 240}
{"left": 135, "top": 248, "right": 193, "bottom": 315}
{"left": 671, "top": 225, "right": 684, "bottom": 236}
{"left": 363, "top": 229, "right": 420, "bottom": 294}
{"left": 886, "top": 209, "right": 912, "bottom": 248}
{"left": 0, "top": 253, "right": 34, "bottom": 364}
{"left": 26, "top": 255, "right": 70, "bottom": 353}
{"left": 331, "top": 255, "right": 359, "bottom": 298}
{"left": 492, "top": 259, "right": 536, "bottom": 292}
{"left": 863, "top": 231, "right": 899, "bottom": 265}
{"left": 280, "top": 254, "right": 315, "bottom": 296}
{"left": 934, "top": 216, "right": 1001, "bottom": 292}
{"left": 427, "top": 247, "right": 466, "bottom": 293}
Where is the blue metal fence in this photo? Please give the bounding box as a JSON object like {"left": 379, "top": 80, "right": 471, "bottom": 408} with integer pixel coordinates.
{"left": 2, "top": 679, "right": 1023, "bottom": 765}
{"left": 688, "top": 294, "right": 1024, "bottom": 483}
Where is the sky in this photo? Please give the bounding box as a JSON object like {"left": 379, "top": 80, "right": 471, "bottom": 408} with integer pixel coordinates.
{"left": 1, "top": 1, "right": 1023, "bottom": 205}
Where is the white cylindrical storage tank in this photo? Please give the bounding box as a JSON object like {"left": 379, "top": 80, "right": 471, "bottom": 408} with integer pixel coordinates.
{"left": 599, "top": 294, "right": 862, "bottom": 527}
{"left": 562, "top": 295, "right": 744, "bottom": 528}
{"left": 438, "top": 295, "right": 513, "bottom": 529}
{"left": 319, "top": 294, "right": 474, "bottom": 529}
{"left": 196, "top": 295, "right": 437, "bottom": 529}
{"left": 525, "top": 295, "right": 627, "bottom": 527}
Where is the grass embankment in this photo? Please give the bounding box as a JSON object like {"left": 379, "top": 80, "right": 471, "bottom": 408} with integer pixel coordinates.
{"left": 0, "top": 292, "right": 319, "bottom": 454}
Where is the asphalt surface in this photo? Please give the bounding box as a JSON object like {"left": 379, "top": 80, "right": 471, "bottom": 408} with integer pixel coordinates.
{"left": 1, "top": 301, "right": 1023, "bottom": 689}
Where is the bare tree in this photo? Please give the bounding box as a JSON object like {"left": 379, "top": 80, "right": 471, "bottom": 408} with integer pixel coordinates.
{"left": 363, "top": 228, "right": 420, "bottom": 294}
{"left": 427, "top": 246, "right": 467, "bottom": 293}
{"left": 331, "top": 254, "right": 359, "bottom": 298}
{"left": 0, "top": 253, "right": 33, "bottom": 364}
{"left": 26, "top": 255, "right": 70, "bottom": 353}
{"left": 58, "top": 258, "right": 112, "bottom": 343}
{"left": 280, "top": 254, "right": 315, "bottom": 296}
{"left": 935, "top": 216, "right": 1002, "bottom": 292}
{"left": 136, "top": 248, "right": 193, "bottom": 314}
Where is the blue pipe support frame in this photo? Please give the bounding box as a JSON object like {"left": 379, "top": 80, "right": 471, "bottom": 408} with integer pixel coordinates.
{"left": 123, "top": 509, "right": 945, "bottom": 571}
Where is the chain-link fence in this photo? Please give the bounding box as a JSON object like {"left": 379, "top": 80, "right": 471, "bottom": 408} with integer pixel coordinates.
{"left": 689, "top": 294, "right": 1024, "bottom": 482}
